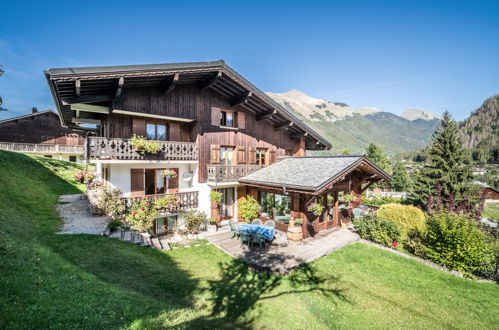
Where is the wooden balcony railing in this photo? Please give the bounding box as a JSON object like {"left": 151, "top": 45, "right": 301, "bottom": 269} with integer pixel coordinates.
{"left": 207, "top": 165, "right": 264, "bottom": 183}
{"left": 0, "top": 142, "right": 84, "bottom": 154}
{"left": 87, "top": 137, "right": 198, "bottom": 161}
{"left": 122, "top": 191, "right": 199, "bottom": 213}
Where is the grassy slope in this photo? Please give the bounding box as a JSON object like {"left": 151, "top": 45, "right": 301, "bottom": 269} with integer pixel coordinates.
{"left": 0, "top": 150, "right": 498, "bottom": 329}
{"left": 484, "top": 203, "right": 499, "bottom": 222}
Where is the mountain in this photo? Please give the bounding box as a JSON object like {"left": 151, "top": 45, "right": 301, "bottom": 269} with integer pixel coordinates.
{"left": 401, "top": 109, "right": 442, "bottom": 121}
{"left": 267, "top": 90, "right": 441, "bottom": 155}
{"left": 459, "top": 94, "right": 499, "bottom": 163}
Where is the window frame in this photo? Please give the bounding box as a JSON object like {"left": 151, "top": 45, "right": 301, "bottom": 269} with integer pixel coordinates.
{"left": 220, "top": 110, "right": 237, "bottom": 128}
{"left": 219, "top": 146, "right": 235, "bottom": 166}
{"left": 145, "top": 121, "right": 168, "bottom": 141}
{"left": 255, "top": 148, "right": 268, "bottom": 166}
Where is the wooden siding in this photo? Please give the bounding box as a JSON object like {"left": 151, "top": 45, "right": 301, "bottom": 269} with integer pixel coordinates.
{"left": 0, "top": 112, "right": 84, "bottom": 145}
{"left": 107, "top": 85, "right": 300, "bottom": 182}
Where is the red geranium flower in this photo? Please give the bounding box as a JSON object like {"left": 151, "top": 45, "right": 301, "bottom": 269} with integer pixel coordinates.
{"left": 140, "top": 207, "right": 145, "bottom": 211}
{"left": 391, "top": 242, "right": 398, "bottom": 248}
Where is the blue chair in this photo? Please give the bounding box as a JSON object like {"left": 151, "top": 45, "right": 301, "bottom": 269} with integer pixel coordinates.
{"left": 252, "top": 219, "right": 262, "bottom": 225}
{"left": 229, "top": 220, "right": 240, "bottom": 239}
{"left": 240, "top": 231, "right": 251, "bottom": 247}
{"left": 250, "top": 233, "right": 266, "bottom": 249}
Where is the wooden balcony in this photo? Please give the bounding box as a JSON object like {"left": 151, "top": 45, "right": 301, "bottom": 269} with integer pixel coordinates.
{"left": 207, "top": 165, "right": 264, "bottom": 183}
{"left": 122, "top": 191, "right": 199, "bottom": 213}
{"left": 87, "top": 137, "right": 198, "bottom": 161}
{"left": 0, "top": 142, "right": 84, "bottom": 154}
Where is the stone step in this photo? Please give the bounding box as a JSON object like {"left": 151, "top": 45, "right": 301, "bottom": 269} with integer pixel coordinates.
{"left": 158, "top": 237, "right": 171, "bottom": 250}
{"left": 150, "top": 237, "right": 162, "bottom": 249}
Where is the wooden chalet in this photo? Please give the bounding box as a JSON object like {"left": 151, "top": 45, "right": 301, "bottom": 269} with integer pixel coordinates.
{"left": 0, "top": 109, "right": 85, "bottom": 162}
{"left": 45, "top": 60, "right": 390, "bottom": 236}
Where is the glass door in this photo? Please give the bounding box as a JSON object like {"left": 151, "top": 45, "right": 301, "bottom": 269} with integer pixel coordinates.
{"left": 220, "top": 188, "right": 235, "bottom": 219}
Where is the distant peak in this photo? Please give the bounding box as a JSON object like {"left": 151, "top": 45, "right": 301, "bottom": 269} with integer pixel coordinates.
{"left": 401, "top": 109, "right": 442, "bottom": 121}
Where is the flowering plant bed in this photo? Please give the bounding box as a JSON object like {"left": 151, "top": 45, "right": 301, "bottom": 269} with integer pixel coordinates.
{"left": 130, "top": 136, "right": 161, "bottom": 155}
{"left": 126, "top": 198, "right": 158, "bottom": 232}
{"left": 155, "top": 194, "right": 180, "bottom": 211}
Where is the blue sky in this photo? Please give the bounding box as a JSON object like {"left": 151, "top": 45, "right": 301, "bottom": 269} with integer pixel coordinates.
{"left": 1, "top": 0, "right": 498, "bottom": 121}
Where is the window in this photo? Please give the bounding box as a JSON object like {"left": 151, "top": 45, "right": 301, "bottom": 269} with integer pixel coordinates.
{"left": 219, "top": 146, "right": 234, "bottom": 165}
{"left": 43, "top": 155, "right": 52, "bottom": 158}
{"left": 155, "top": 216, "right": 177, "bottom": 235}
{"left": 255, "top": 148, "right": 267, "bottom": 166}
{"left": 220, "top": 111, "right": 235, "bottom": 127}
{"left": 146, "top": 123, "right": 167, "bottom": 140}
{"left": 259, "top": 191, "right": 291, "bottom": 224}
{"left": 69, "top": 156, "right": 77, "bottom": 162}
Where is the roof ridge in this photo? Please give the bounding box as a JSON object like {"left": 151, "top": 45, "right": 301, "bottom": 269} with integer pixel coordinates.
{"left": 0, "top": 110, "right": 54, "bottom": 124}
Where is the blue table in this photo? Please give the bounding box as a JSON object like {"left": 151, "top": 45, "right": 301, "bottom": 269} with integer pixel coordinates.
{"left": 238, "top": 224, "right": 275, "bottom": 240}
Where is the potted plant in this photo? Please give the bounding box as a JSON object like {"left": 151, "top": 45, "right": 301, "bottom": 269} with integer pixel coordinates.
{"left": 130, "top": 135, "right": 161, "bottom": 155}
{"left": 307, "top": 203, "right": 324, "bottom": 217}
{"left": 209, "top": 217, "right": 218, "bottom": 225}
{"left": 287, "top": 217, "right": 303, "bottom": 245}
{"left": 210, "top": 191, "right": 222, "bottom": 226}
{"left": 162, "top": 169, "right": 177, "bottom": 193}
{"left": 75, "top": 170, "right": 96, "bottom": 184}
{"left": 155, "top": 194, "right": 180, "bottom": 212}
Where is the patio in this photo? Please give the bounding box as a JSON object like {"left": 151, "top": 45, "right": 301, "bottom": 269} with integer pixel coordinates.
{"left": 204, "top": 225, "right": 359, "bottom": 274}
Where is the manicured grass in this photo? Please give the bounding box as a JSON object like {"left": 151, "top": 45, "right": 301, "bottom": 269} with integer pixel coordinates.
{"left": 483, "top": 203, "right": 499, "bottom": 222}
{"left": 1, "top": 150, "right": 498, "bottom": 329}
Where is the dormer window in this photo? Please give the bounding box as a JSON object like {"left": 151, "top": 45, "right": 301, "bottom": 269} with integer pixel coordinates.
{"left": 220, "top": 111, "right": 235, "bottom": 127}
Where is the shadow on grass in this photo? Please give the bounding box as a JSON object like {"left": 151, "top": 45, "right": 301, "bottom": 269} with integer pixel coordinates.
{"left": 180, "top": 250, "right": 349, "bottom": 329}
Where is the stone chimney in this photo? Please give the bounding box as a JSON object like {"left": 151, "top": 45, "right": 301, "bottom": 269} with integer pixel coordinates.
{"left": 32, "top": 107, "right": 38, "bottom": 113}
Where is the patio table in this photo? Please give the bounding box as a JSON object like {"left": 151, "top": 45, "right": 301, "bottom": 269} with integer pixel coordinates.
{"left": 238, "top": 224, "right": 275, "bottom": 240}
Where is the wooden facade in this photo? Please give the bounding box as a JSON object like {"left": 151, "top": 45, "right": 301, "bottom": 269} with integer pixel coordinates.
{"left": 0, "top": 110, "right": 84, "bottom": 145}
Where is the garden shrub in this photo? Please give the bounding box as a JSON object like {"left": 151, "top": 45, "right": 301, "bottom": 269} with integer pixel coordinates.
{"left": 377, "top": 203, "right": 426, "bottom": 238}
{"left": 365, "top": 195, "right": 404, "bottom": 206}
{"left": 107, "top": 219, "right": 121, "bottom": 232}
{"left": 99, "top": 188, "right": 127, "bottom": 220}
{"left": 183, "top": 211, "right": 207, "bottom": 234}
{"left": 126, "top": 198, "right": 158, "bottom": 232}
{"left": 239, "top": 196, "right": 260, "bottom": 223}
{"left": 423, "top": 211, "right": 494, "bottom": 276}
{"left": 353, "top": 214, "right": 401, "bottom": 247}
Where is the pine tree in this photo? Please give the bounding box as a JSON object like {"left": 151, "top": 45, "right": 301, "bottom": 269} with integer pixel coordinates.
{"left": 365, "top": 143, "right": 392, "bottom": 174}
{"left": 408, "top": 111, "right": 473, "bottom": 209}
{"left": 391, "top": 162, "right": 412, "bottom": 191}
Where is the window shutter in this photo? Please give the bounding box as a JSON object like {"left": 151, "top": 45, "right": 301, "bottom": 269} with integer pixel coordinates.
{"left": 168, "top": 168, "right": 179, "bottom": 193}
{"left": 237, "top": 146, "right": 246, "bottom": 164}
{"left": 170, "top": 122, "right": 180, "bottom": 141}
{"left": 237, "top": 112, "right": 245, "bottom": 129}
{"left": 248, "top": 147, "right": 257, "bottom": 164}
{"left": 269, "top": 149, "right": 276, "bottom": 164}
{"left": 211, "top": 144, "right": 221, "bottom": 164}
{"left": 211, "top": 107, "right": 221, "bottom": 126}
{"left": 132, "top": 118, "right": 146, "bottom": 137}
{"left": 130, "top": 169, "right": 144, "bottom": 195}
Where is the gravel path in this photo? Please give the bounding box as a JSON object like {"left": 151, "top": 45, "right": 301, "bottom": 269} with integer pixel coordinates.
{"left": 56, "top": 194, "right": 111, "bottom": 235}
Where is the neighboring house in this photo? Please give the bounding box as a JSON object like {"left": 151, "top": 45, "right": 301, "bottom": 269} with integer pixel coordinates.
{"left": 45, "top": 60, "right": 391, "bottom": 237}
{"left": 473, "top": 181, "right": 499, "bottom": 201}
{"left": 0, "top": 109, "right": 85, "bottom": 162}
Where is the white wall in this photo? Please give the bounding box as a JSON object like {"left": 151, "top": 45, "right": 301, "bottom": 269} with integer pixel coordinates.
{"left": 28, "top": 152, "right": 83, "bottom": 163}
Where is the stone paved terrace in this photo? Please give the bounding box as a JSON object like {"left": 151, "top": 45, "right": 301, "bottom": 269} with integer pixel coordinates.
{"left": 203, "top": 225, "right": 359, "bottom": 274}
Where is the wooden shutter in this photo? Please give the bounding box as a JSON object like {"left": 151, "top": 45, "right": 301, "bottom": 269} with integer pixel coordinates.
{"left": 248, "top": 147, "right": 257, "bottom": 164}
{"left": 168, "top": 168, "right": 179, "bottom": 193}
{"left": 210, "top": 144, "right": 221, "bottom": 164}
{"left": 132, "top": 118, "right": 146, "bottom": 137}
{"left": 269, "top": 149, "right": 276, "bottom": 164}
{"left": 170, "top": 122, "right": 180, "bottom": 141}
{"left": 130, "top": 169, "right": 144, "bottom": 196}
{"left": 237, "top": 146, "right": 246, "bottom": 164}
{"left": 211, "top": 107, "right": 221, "bottom": 126}
{"left": 237, "top": 112, "right": 245, "bottom": 129}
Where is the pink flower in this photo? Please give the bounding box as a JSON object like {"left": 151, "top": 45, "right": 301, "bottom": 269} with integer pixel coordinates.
{"left": 391, "top": 242, "right": 398, "bottom": 248}
{"left": 140, "top": 207, "right": 145, "bottom": 211}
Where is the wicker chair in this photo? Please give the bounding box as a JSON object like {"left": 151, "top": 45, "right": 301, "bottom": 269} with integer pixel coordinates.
{"left": 229, "top": 220, "right": 240, "bottom": 239}
{"left": 251, "top": 219, "right": 262, "bottom": 225}
{"left": 264, "top": 220, "right": 275, "bottom": 228}
{"left": 250, "top": 233, "right": 266, "bottom": 249}
{"left": 240, "top": 231, "right": 251, "bottom": 247}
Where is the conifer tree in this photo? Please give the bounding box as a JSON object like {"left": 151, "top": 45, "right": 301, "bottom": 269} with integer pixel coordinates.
{"left": 391, "top": 162, "right": 412, "bottom": 192}
{"left": 365, "top": 143, "right": 392, "bottom": 174}
{"left": 408, "top": 111, "right": 473, "bottom": 209}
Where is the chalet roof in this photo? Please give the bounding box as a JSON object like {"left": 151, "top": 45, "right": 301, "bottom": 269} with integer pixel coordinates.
{"left": 44, "top": 60, "right": 331, "bottom": 150}
{"left": 239, "top": 155, "right": 392, "bottom": 193}
{"left": 0, "top": 110, "right": 55, "bottom": 125}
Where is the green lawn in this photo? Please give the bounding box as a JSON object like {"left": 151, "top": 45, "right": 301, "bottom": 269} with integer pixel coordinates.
{"left": 1, "top": 150, "right": 498, "bottom": 329}
{"left": 483, "top": 203, "right": 499, "bottom": 222}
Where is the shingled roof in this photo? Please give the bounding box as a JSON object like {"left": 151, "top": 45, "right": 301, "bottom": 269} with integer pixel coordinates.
{"left": 239, "top": 155, "right": 391, "bottom": 193}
